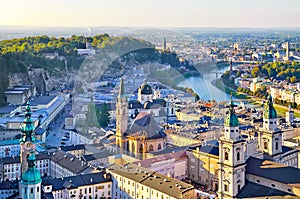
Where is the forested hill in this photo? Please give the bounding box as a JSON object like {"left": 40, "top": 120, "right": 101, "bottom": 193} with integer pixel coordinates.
{"left": 0, "top": 34, "right": 194, "bottom": 105}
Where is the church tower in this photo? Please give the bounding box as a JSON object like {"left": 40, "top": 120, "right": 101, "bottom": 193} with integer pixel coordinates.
{"left": 258, "top": 95, "right": 283, "bottom": 156}
{"left": 286, "top": 104, "right": 294, "bottom": 126}
{"left": 19, "top": 150, "right": 42, "bottom": 199}
{"left": 116, "top": 78, "right": 128, "bottom": 150}
{"left": 218, "top": 99, "right": 246, "bottom": 199}
{"left": 20, "top": 101, "right": 36, "bottom": 174}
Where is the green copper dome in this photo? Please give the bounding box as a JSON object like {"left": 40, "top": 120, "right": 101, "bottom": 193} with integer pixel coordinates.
{"left": 21, "top": 150, "right": 42, "bottom": 185}
{"left": 263, "top": 95, "right": 277, "bottom": 119}
{"left": 224, "top": 99, "right": 239, "bottom": 127}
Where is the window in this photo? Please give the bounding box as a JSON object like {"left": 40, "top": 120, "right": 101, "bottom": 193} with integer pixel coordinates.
{"left": 264, "top": 142, "right": 268, "bottom": 150}
{"left": 237, "top": 152, "right": 240, "bottom": 161}
{"left": 31, "top": 188, "right": 33, "bottom": 194}
{"left": 158, "top": 144, "right": 161, "bottom": 150}
{"left": 224, "top": 184, "right": 228, "bottom": 192}
{"left": 148, "top": 145, "right": 154, "bottom": 152}
{"left": 225, "top": 152, "right": 229, "bottom": 161}
{"left": 238, "top": 185, "right": 241, "bottom": 191}
{"left": 271, "top": 184, "right": 276, "bottom": 187}
{"left": 37, "top": 187, "right": 39, "bottom": 192}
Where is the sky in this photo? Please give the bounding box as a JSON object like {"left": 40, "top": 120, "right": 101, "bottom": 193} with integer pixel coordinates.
{"left": 1, "top": 0, "right": 300, "bottom": 28}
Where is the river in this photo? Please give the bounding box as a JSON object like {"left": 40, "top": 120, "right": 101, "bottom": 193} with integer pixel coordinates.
{"left": 177, "top": 63, "right": 233, "bottom": 102}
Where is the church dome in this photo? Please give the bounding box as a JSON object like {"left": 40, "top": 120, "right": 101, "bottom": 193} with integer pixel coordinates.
{"left": 21, "top": 152, "right": 42, "bottom": 185}
{"left": 139, "top": 83, "right": 153, "bottom": 95}
{"left": 224, "top": 100, "right": 239, "bottom": 127}
{"left": 263, "top": 95, "right": 277, "bottom": 119}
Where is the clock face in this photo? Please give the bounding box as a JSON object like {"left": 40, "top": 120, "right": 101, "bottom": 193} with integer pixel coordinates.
{"left": 25, "top": 142, "right": 33, "bottom": 150}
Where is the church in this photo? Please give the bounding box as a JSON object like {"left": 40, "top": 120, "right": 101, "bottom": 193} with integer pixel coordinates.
{"left": 115, "top": 78, "right": 167, "bottom": 158}
{"left": 217, "top": 95, "right": 300, "bottom": 198}
{"left": 128, "top": 79, "right": 167, "bottom": 123}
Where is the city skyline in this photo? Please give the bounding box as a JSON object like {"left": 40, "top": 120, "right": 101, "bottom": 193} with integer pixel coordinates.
{"left": 1, "top": 0, "right": 300, "bottom": 28}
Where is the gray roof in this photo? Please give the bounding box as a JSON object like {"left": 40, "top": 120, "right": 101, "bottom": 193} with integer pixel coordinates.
{"left": 28, "top": 96, "right": 56, "bottom": 106}
{"left": 126, "top": 112, "right": 166, "bottom": 140}
{"left": 83, "top": 151, "right": 115, "bottom": 161}
{"left": 0, "top": 106, "right": 18, "bottom": 114}
{"left": 246, "top": 157, "right": 300, "bottom": 184}
{"left": 237, "top": 181, "right": 293, "bottom": 198}
{"left": 42, "top": 172, "right": 112, "bottom": 191}
{"left": 49, "top": 150, "right": 89, "bottom": 174}
{"left": 61, "top": 144, "right": 85, "bottom": 152}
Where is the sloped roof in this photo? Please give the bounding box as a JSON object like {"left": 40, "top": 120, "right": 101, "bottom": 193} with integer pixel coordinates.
{"left": 237, "top": 180, "right": 293, "bottom": 198}
{"left": 246, "top": 157, "right": 300, "bottom": 184}
{"left": 126, "top": 112, "right": 166, "bottom": 140}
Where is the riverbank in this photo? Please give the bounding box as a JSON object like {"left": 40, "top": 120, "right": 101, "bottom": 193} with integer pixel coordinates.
{"left": 211, "top": 78, "right": 250, "bottom": 100}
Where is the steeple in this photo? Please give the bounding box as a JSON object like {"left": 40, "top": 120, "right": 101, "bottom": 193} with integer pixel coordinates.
{"left": 263, "top": 95, "right": 277, "bottom": 120}
{"left": 20, "top": 150, "right": 42, "bottom": 199}
{"left": 224, "top": 96, "right": 239, "bottom": 127}
{"left": 116, "top": 78, "right": 128, "bottom": 150}
{"left": 262, "top": 94, "right": 277, "bottom": 131}
{"left": 218, "top": 96, "right": 246, "bottom": 198}
{"left": 163, "top": 37, "right": 167, "bottom": 51}
{"left": 20, "top": 101, "right": 36, "bottom": 144}
{"left": 118, "top": 78, "right": 126, "bottom": 100}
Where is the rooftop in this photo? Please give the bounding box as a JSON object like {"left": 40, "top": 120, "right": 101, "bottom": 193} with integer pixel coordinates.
{"left": 237, "top": 180, "right": 293, "bottom": 198}
{"left": 246, "top": 157, "right": 300, "bottom": 184}
{"left": 42, "top": 172, "right": 111, "bottom": 191}
{"left": 28, "top": 95, "right": 56, "bottom": 106}
{"left": 108, "top": 163, "right": 194, "bottom": 199}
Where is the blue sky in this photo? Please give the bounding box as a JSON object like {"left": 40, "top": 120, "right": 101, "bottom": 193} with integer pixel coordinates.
{"left": 1, "top": 0, "right": 300, "bottom": 27}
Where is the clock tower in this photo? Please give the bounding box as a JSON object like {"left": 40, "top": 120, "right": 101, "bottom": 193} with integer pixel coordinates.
{"left": 19, "top": 101, "right": 36, "bottom": 174}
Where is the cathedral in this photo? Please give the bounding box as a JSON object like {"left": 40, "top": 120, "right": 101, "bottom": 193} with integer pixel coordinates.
{"left": 116, "top": 78, "right": 167, "bottom": 158}
{"left": 217, "top": 96, "right": 300, "bottom": 199}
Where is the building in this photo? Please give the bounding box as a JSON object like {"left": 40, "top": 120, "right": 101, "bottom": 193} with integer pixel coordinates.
{"left": 128, "top": 80, "right": 167, "bottom": 123}
{"left": 217, "top": 99, "right": 247, "bottom": 198}
{"left": 42, "top": 172, "right": 113, "bottom": 199}
{"left": 257, "top": 95, "right": 298, "bottom": 167}
{"left": 116, "top": 78, "right": 167, "bottom": 159}
{"left": 133, "top": 150, "right": 188, "bottom": 180}
{"left": 108, "top": 163, "right": 195, "bottom": 199}
{"left": 0, "top": 139, "right": 20, "bottom": 158}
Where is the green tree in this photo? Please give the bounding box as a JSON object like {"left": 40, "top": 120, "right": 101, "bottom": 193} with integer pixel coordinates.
{"left": 99, "top": 103, "right": 110, "bottom": 127}
{"left": 86, "top": 104, "right": 100, "bottom": 127}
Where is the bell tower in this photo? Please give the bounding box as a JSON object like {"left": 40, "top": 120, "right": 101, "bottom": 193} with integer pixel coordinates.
{"left": 218, "top": 99, "right": 246, "bottom": 199}
{"left": 20, "top": 101, "right": 36, "bottom": 174}
{"left": 258, "top": 95, "right": 283, "bottom": 156}
{"left": 116, "top": 78, "right": 128, "bottom": 150}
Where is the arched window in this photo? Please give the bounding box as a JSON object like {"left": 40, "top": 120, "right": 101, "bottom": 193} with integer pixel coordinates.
{"left": 225, "top": 152, "right": 229, "bottom": 161}
{"left": 237, "top": 151, "right": 240, "bottom": 161}
{"left": 264, "top": 142, "right": 268, "bottom": 150}
{"left": 158, "top": 144, "right": 161, "bottom": 150}
{"left": 275, "top": 141, "right": 279, "bottom": 150}
{"left": 148, "top": 144, "right": 154, "bottom": 152}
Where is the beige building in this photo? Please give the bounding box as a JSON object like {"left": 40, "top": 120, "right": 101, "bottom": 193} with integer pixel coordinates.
{"left": 108, "top": 163, "right": 195, "bottom": 199}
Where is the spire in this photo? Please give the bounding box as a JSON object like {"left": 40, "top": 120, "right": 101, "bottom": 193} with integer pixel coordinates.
{"left": 263, "top": 94, "right": 277, "bottom": 119}
{"left": 20, "top": 101, "right": 36, "bottom": 144}
{"left": 224, "top": 95, "right": 239, "bottom": 127}
{"left": 118, "top": 78, "right": 125, "bottom": 99}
